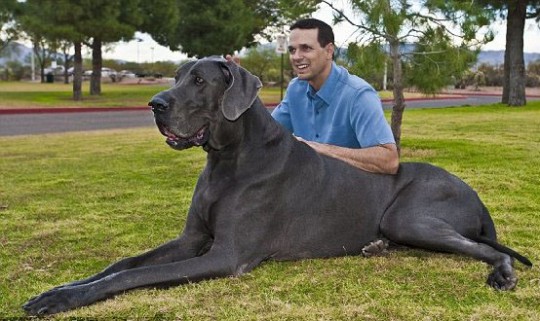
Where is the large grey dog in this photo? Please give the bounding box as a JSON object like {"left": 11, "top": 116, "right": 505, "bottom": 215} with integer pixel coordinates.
{"left": 24, "top": 57, "right": 531, "bottom": 315}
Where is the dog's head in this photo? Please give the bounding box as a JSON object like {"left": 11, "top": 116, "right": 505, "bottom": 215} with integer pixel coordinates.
{"left": 149, "top": 57, "right": 262, "bottom": 150}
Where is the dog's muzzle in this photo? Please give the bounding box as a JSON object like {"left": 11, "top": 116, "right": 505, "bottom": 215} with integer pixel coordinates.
{"left": 154, "top": 120, "right": 209, "bottom": 150}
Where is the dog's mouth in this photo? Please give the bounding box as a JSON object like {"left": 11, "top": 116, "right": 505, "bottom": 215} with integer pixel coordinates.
{"left": 156, "top": 122, "right": 209, "bottom": 149}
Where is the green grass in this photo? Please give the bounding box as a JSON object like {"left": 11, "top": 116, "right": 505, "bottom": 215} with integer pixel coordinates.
{"left": 0, "top": 81, "right": 414, "bottom": 109}
{"left": 0, "top": 81, "right": 283, "bottom": 108}
{"left": 0, "top": 81, "right": 171, "bottom": 108}
{"left": 1, "top": 102, "right": 539, "bottom": 320}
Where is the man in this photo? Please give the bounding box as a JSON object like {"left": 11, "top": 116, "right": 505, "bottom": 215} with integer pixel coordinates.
{"left": 271, "top": 18, "right": 399, "bottom": 175}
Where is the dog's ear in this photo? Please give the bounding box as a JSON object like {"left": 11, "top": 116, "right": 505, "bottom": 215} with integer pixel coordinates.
{"left": 220, "top": 61, "right": 262, "bottom": 121}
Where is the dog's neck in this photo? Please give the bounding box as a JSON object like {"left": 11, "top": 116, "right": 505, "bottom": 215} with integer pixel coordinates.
{"left": 205, "top": 98, "right": 291, "bottom": 163}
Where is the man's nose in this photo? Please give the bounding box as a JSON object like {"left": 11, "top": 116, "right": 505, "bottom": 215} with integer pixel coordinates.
{"left": 291, "top": 50, "right": 302, "bottom": 61}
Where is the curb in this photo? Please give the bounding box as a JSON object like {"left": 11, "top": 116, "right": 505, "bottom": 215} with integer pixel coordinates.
{"left": 0, "top": 106, "right": 148, "bottom": 115}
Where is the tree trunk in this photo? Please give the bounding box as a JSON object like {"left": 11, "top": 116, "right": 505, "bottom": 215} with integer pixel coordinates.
{"left": 502, "top": 0, "right": 527, "bottom": 106}
{"left": 90, "top": 38, "right": 102, "bottom": 96}
{"left": 73, "top": 41, "right": 83, "bottom": 101}
{"left": 389, "top": 40, "right": 405, "bottom": 153}
{"left": 33, "top": 42, "right": 45, "bottom": 83}
{"left": 63, "top": 51, "right": 70, "bottom": 84}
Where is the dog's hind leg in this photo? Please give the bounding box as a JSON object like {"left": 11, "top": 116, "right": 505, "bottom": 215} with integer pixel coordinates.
{"left": 380, "top": 216, "right": 518, "bottom": 290}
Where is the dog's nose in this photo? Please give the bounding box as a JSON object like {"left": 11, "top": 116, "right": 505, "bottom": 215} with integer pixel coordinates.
{"left": 148, "top": 96, "right": 170, "bottom": 113}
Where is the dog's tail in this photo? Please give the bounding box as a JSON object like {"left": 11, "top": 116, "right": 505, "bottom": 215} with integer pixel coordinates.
{"left": 475, "top": 204, "right": 532, "bottom": 267}
{"left": 474, "top": 235, "right": 533, "bottom": 267}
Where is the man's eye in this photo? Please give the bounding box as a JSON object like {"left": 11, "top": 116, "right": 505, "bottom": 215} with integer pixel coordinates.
{"left": 194, "top": 76, "right": 204, "bottom": 85}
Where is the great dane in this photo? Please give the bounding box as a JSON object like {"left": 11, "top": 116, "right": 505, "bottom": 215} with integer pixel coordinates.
{"left": 24, "top": 57, "right": 531, "bottom": 315}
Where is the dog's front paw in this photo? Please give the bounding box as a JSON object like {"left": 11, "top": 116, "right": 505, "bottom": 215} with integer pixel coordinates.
{"left": 362, "top": 239, "right": 389, "bottom": 257}
{"left": 23, "top": 286, "right": 84, "bottom": 316}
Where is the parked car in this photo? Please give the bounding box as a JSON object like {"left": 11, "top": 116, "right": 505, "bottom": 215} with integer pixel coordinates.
{"left": 83, "top": 67, "right": 118, "bottom": 82}
{"left": 44, "top": 66, "right": 65, "bottom": 76}
{"left": 118, "top": 70, "right": 136, "bottom": 80}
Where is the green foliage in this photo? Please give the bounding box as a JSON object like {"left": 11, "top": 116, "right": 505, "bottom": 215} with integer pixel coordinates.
{"left": 151, "top": 0, "right": 280, "bottom": 57}
{"left": 146, "top": 0, "right": 319, "bottom": 57}
{"left": 76, "top": 0, "right": 141, "bottom": 43}
{"left": 346, "top": 41, "right": 387, "bottom": 90}
{"left": 0, "top": 0, "right": 18, "bottom": 50}
{"left": 406, "top": 27, "right": 478, "bottom": 95}
{"left": 474, "top": 0, "right": 540, "bottom": 20}
{"left": 138, "top": 0, "right": 180, "bottom": 46}
{"left": 0, "top": 60, "right": 29, "bottom": 81}
{"left": 331, "top": 0, "right": 494, "bottom": 90}
{"left": 240, "top": 47, "right": 291, "bottom": 84}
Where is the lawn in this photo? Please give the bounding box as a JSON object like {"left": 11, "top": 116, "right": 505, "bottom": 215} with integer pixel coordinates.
{"left": 0, "top": 81, "right": 414, "bottom": 110}
{"left": 0, "top": 81, "right": 283, "bottom": 109}
{"left": 0, "top": 102, "right": 539, "bottom": 320}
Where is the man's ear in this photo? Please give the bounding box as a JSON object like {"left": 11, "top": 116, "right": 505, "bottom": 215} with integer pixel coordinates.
{"left": 220, "top": 61, "right": 262, "bottom": 121}
{"left": 326, "top": 43, "right": 335, "bottom": 60}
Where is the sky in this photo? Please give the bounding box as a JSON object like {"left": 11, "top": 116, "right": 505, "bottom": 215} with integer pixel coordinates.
{"left": 101, "top": 7, "right": 540, "bottom": 63}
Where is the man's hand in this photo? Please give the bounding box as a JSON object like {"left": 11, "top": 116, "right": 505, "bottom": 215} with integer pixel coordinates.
{"left": 225, "top": 54, "right": 241, "bottom": 64}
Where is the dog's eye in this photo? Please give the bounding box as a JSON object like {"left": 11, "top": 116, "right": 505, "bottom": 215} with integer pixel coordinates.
{"left": 194, "top": 76, "right": 204, "bottom": 86}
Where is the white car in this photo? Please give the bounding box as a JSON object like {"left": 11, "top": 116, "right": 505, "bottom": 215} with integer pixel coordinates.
{"left": 83, "top": 68, "right": 118, "bottom": 81}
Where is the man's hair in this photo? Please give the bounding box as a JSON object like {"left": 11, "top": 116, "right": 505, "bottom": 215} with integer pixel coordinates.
{"left": 290, "top": 18, "right": 335, "bottom": 48}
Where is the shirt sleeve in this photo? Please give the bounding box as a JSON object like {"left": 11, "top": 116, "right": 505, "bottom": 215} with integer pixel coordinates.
{"left": 350, "top": 88, "right": 395, "bottom": 148}
{"left": 271, "top": 90, "right": 293, "bottom": 133}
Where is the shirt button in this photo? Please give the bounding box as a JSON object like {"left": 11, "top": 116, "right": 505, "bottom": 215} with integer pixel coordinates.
{"left": 315, "top": 134, "right": 320, "bottom": 138}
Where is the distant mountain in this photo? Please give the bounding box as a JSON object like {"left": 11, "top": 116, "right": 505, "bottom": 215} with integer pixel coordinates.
{"left": 0, "top": 42, "right": 33, "bottom": 65}
{"left": 477, "top": 50, "right": 540, "bottom": 66}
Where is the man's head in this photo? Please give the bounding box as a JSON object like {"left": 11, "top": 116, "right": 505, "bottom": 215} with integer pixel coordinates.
{"left": 288, "top": 18, "right": 335, "bottom": 90}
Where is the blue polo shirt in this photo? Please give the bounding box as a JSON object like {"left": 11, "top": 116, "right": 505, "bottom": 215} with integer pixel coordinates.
{"left": 272, "top": 62, "right": 395, "bottom": 148}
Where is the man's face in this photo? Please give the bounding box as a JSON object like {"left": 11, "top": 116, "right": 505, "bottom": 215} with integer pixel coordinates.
{"left": 288, "top": 28, "right": 334, "bottom": 90}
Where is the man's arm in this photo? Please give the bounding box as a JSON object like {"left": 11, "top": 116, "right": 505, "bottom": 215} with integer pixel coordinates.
{"left": 299, "top": 138, "right": 399, "bottom": 174}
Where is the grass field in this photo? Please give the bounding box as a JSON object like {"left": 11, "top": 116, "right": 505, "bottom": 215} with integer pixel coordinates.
{"left": 0, "top": 81, "right": 282, "bottom": 109}
{"left": 0, "top": 102, "right": 539, "bottom": 319}
{"left": 0, "top": 81, "right": 399, "bottom": 110}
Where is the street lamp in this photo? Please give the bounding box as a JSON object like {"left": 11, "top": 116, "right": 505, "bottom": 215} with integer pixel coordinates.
{"left": 275, "top": 34, "right": 288, "bottom": 101}
{"left": 135, "top": 37, "right": 143, "bottom": 63}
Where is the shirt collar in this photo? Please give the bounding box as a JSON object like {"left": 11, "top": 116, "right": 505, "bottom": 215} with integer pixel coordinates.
{"left": 305, "top": 62, "right": 339, "bottom": 106}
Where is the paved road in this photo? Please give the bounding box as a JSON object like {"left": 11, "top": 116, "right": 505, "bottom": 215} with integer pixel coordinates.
{"left": 382, "top": 95, "right": 505, "bottom": 110}
{"left": 1, "top": 95, "right": 538, "bottom": 137}
{"left": 0, "top": 109, "right": 156, "bottom": 137}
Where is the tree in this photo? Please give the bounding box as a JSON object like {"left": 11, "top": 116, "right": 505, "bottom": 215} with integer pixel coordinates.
{"left": 240, "top": 47, "right": 282, "bottom": 83}
{"left": 346, "top": 41, "right": 387, "bottom": 90}
{"left": 148, "top": 0, "right": 286, "bottom": 57}
{"left": 476, "top": 0, "right": 540, "bottom": 106}
{"left": 406, "top": 27, "right": 478, "bottom": 95}
{"left": 0, "top": 0, "right": 17, "bottom": 52}
{"left": 78, "top": 0, "right": 142, "bottom": 95}
{"left": 318, "top": 0, "right": 492, "bottom": 150}
{"left": 15, "top": 0, "right": 86, "bottom": 100}
{"left": 14, "top": 1, "right": 59, "bottom": 83}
